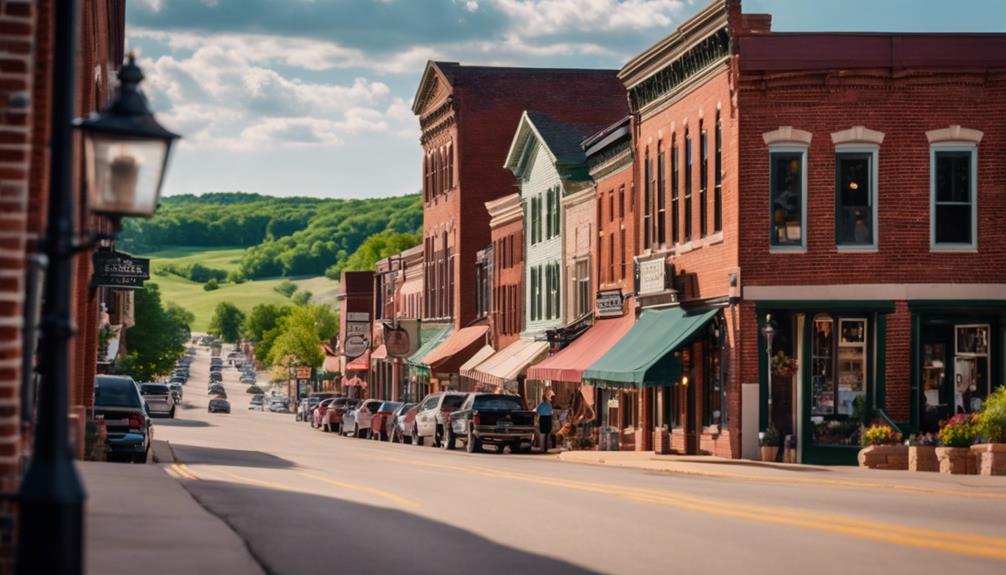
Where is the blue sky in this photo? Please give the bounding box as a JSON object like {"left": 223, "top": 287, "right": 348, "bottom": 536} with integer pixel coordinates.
{"left": 127, "top": 0, "right": 1006, "bottom": 199}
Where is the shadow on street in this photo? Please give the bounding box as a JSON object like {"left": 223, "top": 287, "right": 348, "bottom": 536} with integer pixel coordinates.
{"left": 171, "top": 444, "right": 297, "bottom": 470}
{"left": 184, "top": 479, "right": 601, "bottom": 575}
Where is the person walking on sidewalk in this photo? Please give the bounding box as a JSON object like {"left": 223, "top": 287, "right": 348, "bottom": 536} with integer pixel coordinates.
{"left": 536, "top": 392, "right": 554, "bottom": 454}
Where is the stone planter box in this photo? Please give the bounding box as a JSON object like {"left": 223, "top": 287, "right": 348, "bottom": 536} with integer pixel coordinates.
{"left": 858, "top": 444, "right": 909, "bottom": 470}
{"left": 971, "top": 444, "right": 1006, "bottom": 476}
{"left": 936, "top": 447, "right": 978, "bottom": 475}
{"left": 909, "top": 445, "right": 939, "bottom": 472}
{"left": 760, "top": 445, "right": 779, "bottom": 463}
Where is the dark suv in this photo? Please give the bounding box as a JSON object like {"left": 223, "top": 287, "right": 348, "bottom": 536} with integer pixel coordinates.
{"left": 412, "top": 392, "right": 468, "bottom": 447}
{"left": 94, "top": 375, "right": 152, "bottom": 463}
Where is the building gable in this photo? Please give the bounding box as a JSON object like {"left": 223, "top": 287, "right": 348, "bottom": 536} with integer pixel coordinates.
{"left": 412, "top": 61, "right": 457, "bottom": 117}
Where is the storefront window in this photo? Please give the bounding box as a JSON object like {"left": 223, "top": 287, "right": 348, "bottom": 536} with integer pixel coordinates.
{"left": 703, "top": 323, "right": 723, "bottom": 427}
{"left": 837, "top": 319, "right": 867, "bottom": 416}
{"left": 811, "top": 316, "right": 835, "bottom": 416}
{"left": 955, "top": 324, "right": 990, "bottom": 413}
{"left": 810, "top": 314, "right": 870, "bottom": 446}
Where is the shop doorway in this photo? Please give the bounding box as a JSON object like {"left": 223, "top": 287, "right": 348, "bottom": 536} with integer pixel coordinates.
{"left": 920, "top": 322, "right": 991, "bottom": 433}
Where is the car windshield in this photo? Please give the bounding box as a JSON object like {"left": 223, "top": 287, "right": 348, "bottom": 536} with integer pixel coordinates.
{"left": 379, "top": 402, "right": 402, "bottom": 412}
{"left": 472, "top": 395, "right": 524, "bottom": 411}
{"left": 442, "top": 395, "right": 466, "bottom": 410}
{"left": 95, "top": 379, "right": 142, "bottom": 408}
{"left": 140, "top": 384, "right": 170, "bottom": 395}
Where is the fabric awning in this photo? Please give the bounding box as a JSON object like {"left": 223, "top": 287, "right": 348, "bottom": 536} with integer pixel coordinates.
{"left": 406, "top": 326, "right": 454, "bottom": 378}
{"left": 371, "top": 344, "right": 388, "bottom": 360}
{"left": 458, "top": 345, "right": 498, "bottom": 378}
{"left": 583, "top": 307, "right": 719, "bottom": 386}
{"left": 421, "top": 325, "right": 489, "bottom": 374}
{"left": 472, "top": 339, "right": 549, "bottom": 389}
{"left": 527, "top": 313, "right": 635, "bottom": 383}
{"left": 345, "top": 350, "right": 370, "bottom": 372}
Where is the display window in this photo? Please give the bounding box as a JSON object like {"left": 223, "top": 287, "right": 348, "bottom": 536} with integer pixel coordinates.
{"left": 810, "top": 314, "right": 870, "bottom": 446}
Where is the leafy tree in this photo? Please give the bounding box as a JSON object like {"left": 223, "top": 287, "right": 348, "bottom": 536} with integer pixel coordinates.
{"left": 291, "top": 290, "right": 312, "bottom": 306}
{"left": 114, "top": 283, "right": 190, "bottom": 381}
{"left": 266, "top": 304, "right": 339, "bottom": 368}
{"left": 203, "top": 278, "right": 219, "bottom": 291}
{"left": 274, "top": 280, "right": 298, "bottom": 298}
{"left": 243, "top": 303, "right": 291, "bottom": 343}
{"left": 328, "top": 230, "right": 420, "bottom": 278}
{"left": 208, "top": 301, "right": 246, "bottom": 342}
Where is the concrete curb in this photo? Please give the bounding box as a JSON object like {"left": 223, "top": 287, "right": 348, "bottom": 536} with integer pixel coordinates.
{"left": 151, "top": 439, "right": 178, "bottom": 464}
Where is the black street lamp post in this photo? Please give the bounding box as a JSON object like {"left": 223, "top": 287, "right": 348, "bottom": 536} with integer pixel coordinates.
{"left": 16, "top": 3, "right": 178, "bottom": 572}
{"left": 761, "top": 314, "right": 776, "bottom": 436}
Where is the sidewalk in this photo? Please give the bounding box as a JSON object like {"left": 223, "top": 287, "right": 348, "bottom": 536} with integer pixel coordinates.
{"left": 83, "top": 441, "right": 265, "bottom": 575}
{"left": 557, "top": 450, "right": 1006, "bottom": 496}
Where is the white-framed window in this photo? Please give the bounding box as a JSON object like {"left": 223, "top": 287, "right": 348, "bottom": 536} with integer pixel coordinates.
{"left": 768, "top": 145, "right": 808, "bottom": 252}
{"left": 930, "top": 143, "right": 977, "bottom": 251}
{"left": 574, "top": 258, "right": 590, "bottom": 318}
{"left": 835, "top": 145, "right": 878, "bottom": 250}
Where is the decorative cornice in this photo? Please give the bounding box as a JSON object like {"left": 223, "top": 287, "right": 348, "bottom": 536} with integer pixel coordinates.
{"left": 926, "top": 124, "right": 984, "bottom": 144}
{"left": 762, "top": 126, "right": 812, "bottom": 146}
{"left": 626, "top": 28, "right": 731, "bottom": 114}
{"left": 831, "top": 125, "right": 885, "bottom": 146}
{"left": 486, "top": 193, "right": 523, "bottom": 229}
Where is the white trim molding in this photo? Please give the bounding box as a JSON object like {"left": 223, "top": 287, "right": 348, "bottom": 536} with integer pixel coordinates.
{"left": 831, "top": 126, "right": 885, "bottom": 146}
{"left": 762, "top": 126, "right": 812, "bottom": 146}
{"left": 929, "top": 143, "right": 978, "bottom": 252}
{"left": 926, "top": 125, "right": 984, "bottom": 144}
{"left": 744, "top": 284, "right": 1006, "bottom": 302}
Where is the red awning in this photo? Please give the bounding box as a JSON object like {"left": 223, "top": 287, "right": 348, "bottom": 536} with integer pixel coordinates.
{"left": 371, "top": 344, "right": 388, "bottom": 360}
{"left": 527, "top": 314, "right": 635, "bottom": 383}
{"left": 346, "top": 350, "right": 370, "bottom": 371}
{"left": 421, "top": 325, "right": 489, "bottom": 374}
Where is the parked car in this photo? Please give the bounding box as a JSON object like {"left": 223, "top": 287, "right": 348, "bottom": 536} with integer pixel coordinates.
{"left": 341, "top": 399, "right": 383, "bottom": 438}
{"left": 249, "top": 394, "right": 265, "bottom": 410}
{"left": 168, "top": 383, "right": 183, "bottom": 404}
{"left": 321, "top": 397, "right": 359, "bottom": 433}
{"left": 208, "top": 398, "right": 231, "bottom": 413}
{"left": 412, "top": 392, "right": 468, "bottom": 447}
{"left": 94, "top": 375, "right": 151, "bottom": 463}
{"left": 208, "top": 385, "right": 227, "bottom": 398}
{"left": 268, "top": 398, "right": 290, "bottom": 413}
{"left": 301, "top": 393, "right": 335, "bottom": 423}
{"left": 370, "top": 401, "right": 403, "bottom": 441}
{"left": 209, "top": 373, "right": 223, "bottom": 384}
{"left": 239, "top": 375, "right": 257, "bottom": 385}
{"left": 139, "top": 383, "right": 176, "bottom": 418}
{"left": 312, "top": 398, "right": 338, "bottom": 428}
{"left": 447, "top": 393, "right": 534, "bottom": 453}
{"left": 390, "top": 403, "right": 418, "bottom": 444}
{"left": 246, "top": 385, "right": 264, "bottom": 395}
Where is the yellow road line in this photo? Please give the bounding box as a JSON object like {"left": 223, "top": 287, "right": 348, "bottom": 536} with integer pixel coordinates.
{"left": 362, "top": 453, "right": 1006, "bottom": 562}
{"left": 299, "top": 471, "right": 421, "bottom": 509}
{"left": 168, "top": 463, "right": 200, "bottom": 481}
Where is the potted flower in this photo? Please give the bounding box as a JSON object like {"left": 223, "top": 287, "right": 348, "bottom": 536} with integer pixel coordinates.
{"left": 858, "top": 424, "right": 906, "bottom": 470}
{"left": 771, "top": 351, "right": 798, "bottom": 377}
{"left": 760, "top": 425, "right": 780, "bottom": 462}
{"left": 907, "top": 433, "right": 939, "bottom": 472}
{"left": 973, "top": 387, "right": 1006, "bottom": 476}
{"left": 936, "top": 414, "right": 979, "bottom": 474}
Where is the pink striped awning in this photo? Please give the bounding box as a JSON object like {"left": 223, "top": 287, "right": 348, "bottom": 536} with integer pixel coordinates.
{"left": 526, "top": 313, "right": 635, "bottom": 383}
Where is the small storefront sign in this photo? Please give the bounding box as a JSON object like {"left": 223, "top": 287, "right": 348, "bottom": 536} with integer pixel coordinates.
{"left": 295, "top": 366, "right": 313, "bottom": 380}
{"left": 92, "top": 250, "right": 150, "bottom": 289}
{"left": 384, "top": 319, "right": 419, "bottom": 357}
{"left": 596, "top": 289, "right": 624, "bottom": 318}
{"left": 344, "top": 313, "right": 371, "bottom": 359}
{"left": 637, "top": 257, "right": 667, "bottom": 295}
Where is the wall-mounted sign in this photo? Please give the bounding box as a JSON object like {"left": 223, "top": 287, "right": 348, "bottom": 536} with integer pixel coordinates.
{"left": 92, "top": 250, "right": 150, "bottom": 289}
{"left": 384, "top": 319, "right": 419, "bottom": 358}
{"left": 343, "top": 314, "right": 371, "bottom": 359}
{"left": 637, "top": 257, "right": 667, "bottom": 295}
{"left": 595, "top": 289, "right": 624, "bottom": 318}
{"left": 295, "top": 366, "right": 313, "bottom": 380}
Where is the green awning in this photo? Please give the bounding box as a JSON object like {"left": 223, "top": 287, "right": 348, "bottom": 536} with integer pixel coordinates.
{"left": 583, "top": 307, "right": 719, "bottom": 386}
{"left": 407, "top": 326, "right": 454, "bottom": 377}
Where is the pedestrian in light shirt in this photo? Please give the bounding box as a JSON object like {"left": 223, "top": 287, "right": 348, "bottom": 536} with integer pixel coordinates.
{"left": 536, "top": 392, "right": 553, "bottom": 454}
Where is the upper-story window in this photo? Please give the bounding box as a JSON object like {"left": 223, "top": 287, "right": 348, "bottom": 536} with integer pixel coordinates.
{"left": 835, "top": 149, "right": 877, "bottom": 248}
{"left": 618, "top": 185, "right": 625, "bottom": 219}
{"left": 574, "top": 259, "right": 590, "bottom": 319}
{"left": 671, "top": 133, "right": 679, "bottom": 244}
{"left": 714, "top": 111, "right": 722, "bottom": 233}
{"left": 684, "top": 128, "right": 693, "bottom": 242}
{"left": 550, "top": 186, "right": 560, "bottom": 239}
{"left": 608, "top": 189, "right": 614, "bottom": 223}
{"left": 699, "top": 120, "right": 708, "bottom": 238}
{"left": 769, "top": 149, "right": 806, "bottom": 250}
{"left": 931, "top": 146, "right": 977, "bottom": 249}
{"left": 657, "top": 140, "right": 666, "bottom": 246}
{"left": 643, "top": 147, "right": 652, "bottom": 248}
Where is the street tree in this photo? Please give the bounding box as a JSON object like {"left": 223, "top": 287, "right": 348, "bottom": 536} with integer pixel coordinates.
{"left": 115, "top": 283, "right": 191, "bottom": 381}
{"left": 266, "top": 304, "right": 339, "bottom": 368}
{"left": 209, "top": 301, "right": 246, "bottom": 342}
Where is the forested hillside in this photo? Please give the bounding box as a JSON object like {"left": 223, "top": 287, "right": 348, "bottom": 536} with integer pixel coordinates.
{"left": 120, "top": 193, "right": 422, "bottom": 279}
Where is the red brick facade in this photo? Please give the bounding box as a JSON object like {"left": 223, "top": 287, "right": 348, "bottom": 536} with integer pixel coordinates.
{"left": 485, "top": 193, "right": 523, "bottom": 350}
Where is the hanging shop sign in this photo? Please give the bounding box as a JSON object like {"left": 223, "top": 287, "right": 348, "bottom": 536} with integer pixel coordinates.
{"left": 384, "top": 319, "right": 419, "bottom": 358}
{"left": 91, "top": 250, "right": 150, "bottom": 289}
{"left": 343, "top": 312, "right": 371, "bottom": 359}
{"left": 595, "top": 289, "right": 625, "bottom": 318}
{"left": 295, "top": 366, "right": 313, "bottom": 380}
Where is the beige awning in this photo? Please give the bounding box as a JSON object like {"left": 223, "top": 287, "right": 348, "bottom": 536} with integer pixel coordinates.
{"left": 472, "top": 339, "right": 550, "bottom": 390}
{"left": 459, "top": 345, "right": 497, "bottom": 378}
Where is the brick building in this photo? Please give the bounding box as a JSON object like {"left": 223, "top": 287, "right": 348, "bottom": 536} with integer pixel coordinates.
{"left": 371, "top": 244, "right": 423, "bottom": 401}
{"left": 0, "top": 0, "right": 125, "bottom": 563}
{"left": 338, "top": 271, "right": 374, "bottom": 397}
{"left": 484, "top": 193, "right": 523, "bottom": 350}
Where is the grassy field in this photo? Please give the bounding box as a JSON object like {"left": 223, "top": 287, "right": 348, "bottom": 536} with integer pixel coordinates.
{"left": 142, "top": 246, "right": 341, "bottom": 332}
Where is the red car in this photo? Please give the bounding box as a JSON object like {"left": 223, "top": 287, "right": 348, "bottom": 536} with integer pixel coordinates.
{"left": 312, "top": 398, "right": 337, "bottom": 429}
{"left": 369, "top": 401, "right": 403, "bottom": 442}
{"left": 322, "top": 397, "right": 360, "bottom": 433}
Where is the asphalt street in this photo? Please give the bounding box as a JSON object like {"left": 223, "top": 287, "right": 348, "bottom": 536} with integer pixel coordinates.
{"left": 153, "top": 346, "right": 1006, "bottom": 575}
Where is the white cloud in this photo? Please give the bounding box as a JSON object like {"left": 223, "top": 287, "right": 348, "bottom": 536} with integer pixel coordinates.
{"left": 490, "top": 0, "right": 685, "bottom": 36}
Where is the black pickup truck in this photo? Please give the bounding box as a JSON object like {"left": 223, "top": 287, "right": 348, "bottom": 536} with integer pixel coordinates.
{"left": 446, "top": 393, "right": 535, "bottom": 454}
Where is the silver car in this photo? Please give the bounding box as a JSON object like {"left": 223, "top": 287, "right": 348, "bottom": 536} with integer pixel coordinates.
{"left": 139, "top": 383, "right": 175, "bottom": 418}
{"left": 342, "top": 399, "right": 383, "bottom": 438}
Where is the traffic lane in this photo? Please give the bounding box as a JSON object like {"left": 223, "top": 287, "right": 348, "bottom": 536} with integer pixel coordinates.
{"left": 171, "top": 440, "right": 1006, "bottom": 575}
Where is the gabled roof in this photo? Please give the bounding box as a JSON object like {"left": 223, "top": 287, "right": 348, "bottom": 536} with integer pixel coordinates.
{"left": 504, "top": 111, "right": 621, "bottom": 182}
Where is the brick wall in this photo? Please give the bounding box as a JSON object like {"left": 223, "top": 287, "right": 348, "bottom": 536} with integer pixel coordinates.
{"left": 490, "top": 217, "right": 522, "bottom": 349}
{"left": 594, "top": 162, "right": 635, "bottom": 295}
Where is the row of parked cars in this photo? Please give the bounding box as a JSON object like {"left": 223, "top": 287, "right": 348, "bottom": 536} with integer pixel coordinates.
{"left": 301, "top": 391, "right": 537, "bottom": 454}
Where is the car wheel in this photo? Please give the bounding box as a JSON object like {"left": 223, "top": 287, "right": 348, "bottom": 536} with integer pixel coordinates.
{"left": 412, "top": 426, "right": 423, "bottom": 446}
{"left": 466, "top": 429, "right": 481, "bottom": 453}
{"left": 170, "top": 407, "right": 176, "bottom": 418}
{"left": 443, "top": 427, "right": 456, "bottom": 450}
